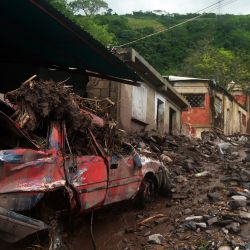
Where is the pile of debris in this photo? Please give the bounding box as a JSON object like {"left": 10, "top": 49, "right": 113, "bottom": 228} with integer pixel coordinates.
{"left": 5, "top": 77, "right": 249, "bottom": 162}
{"left": 6, "top": 77, "right": 91, "bottom": 132}
{"left": 5, "top": 77, "right": 119, "bottom": 154}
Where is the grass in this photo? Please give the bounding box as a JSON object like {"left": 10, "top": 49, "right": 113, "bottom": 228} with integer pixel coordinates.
{"left": 127, "top": 17, "right": 165, "bottom": 31}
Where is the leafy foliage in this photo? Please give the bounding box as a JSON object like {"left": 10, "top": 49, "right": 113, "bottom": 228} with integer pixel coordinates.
{"left": 69, "top": 0, "right": 108, "bottom": 16}
{"left": 46, "top": 2, "right": 250, "bottom": 91}
{"left": 47, "top": 0, "right": 114, "bottom": 45}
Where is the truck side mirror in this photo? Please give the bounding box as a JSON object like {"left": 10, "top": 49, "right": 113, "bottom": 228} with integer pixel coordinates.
{"left": 110, "top": 155, "right": 118, "bottom": 169}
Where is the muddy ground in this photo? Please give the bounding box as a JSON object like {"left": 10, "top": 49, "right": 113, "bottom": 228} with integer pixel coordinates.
{"left": 1, "top": 145, "right": 249, "bottom": 250}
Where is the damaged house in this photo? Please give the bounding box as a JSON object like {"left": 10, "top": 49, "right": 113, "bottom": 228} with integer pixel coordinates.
{"left": 166, "top": 76, "right": 249, "bottom": 137}
{"left": 87, "top": 48, "right": 189, "bottom": 135}
{"left": 228, "top": 82, "right": 250, "bottom": 133}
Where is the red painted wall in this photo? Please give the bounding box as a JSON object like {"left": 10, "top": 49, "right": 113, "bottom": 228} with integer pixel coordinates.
{"left": 233, "top": 95, "right": 247, "bottom": 107}
{"left": 182, "top": 93, "right": 211, "bottom": 136}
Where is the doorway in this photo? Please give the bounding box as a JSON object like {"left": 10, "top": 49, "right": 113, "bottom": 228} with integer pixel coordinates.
{"left": 169, "top": 108, "right": 176, "bottom": 134}
{"left": 156, "top": 99, "right": 164, "bottom": 131}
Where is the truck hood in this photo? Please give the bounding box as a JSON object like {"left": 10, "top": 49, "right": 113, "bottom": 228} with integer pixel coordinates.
{"left": 0, "top": 148, "right": 65, "bottom": 194}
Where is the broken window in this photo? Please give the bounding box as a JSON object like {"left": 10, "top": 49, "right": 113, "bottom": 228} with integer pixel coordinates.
{"left": 184, "top": 94, "right": 205, "bottom": 107}
{"left": 215, "top": 97, "right": 222, "bottom": 114}
{"left": 132, "top": 85, "right": 147, "bottom": 122}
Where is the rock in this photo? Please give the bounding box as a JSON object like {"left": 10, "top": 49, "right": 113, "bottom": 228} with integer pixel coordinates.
{"left": 207, "top": 217, "right": 218, "bottom": 226}
{"left": 176, "top": 175, "right": 187, "bottom": 183}
{"left": 148, "top": 234, "right": 165, "bottom": 245}
{"left": 125, "top": 227, "right": 136, "bottom": 233}
{"left": 195, "top": 171, "right": 211, "bottom": 177}
{"left": 185, "top": 216, "right": 203, "bottom": 221}
{"left": 231, "top": 152, "right": 240, "bottom": 157}
{"left": 240, "top": 169, "right": 250, "bottom": 182}
{"left": 183, "top": 221, "right": 197, "bottom": 230}
{"left": 207, "top": 192, "right": 222, "bottom": 202}
{"left": 238, "top": 211, "right": 250, "bottom": 219}
{"left": 219, "top": 219, "right": 234, "bottom": 226}
{"left": 160, "top": 154, "right": 173, "bottom": 163}
{"left": 143, "top": 231, "right": 151, "bottom": 237}
{"left": 226, "top": 222, "right": 241, "bottom": 234}
{"left": 229, "top": 195, "right": 247, "bottom": 208}
{"left": 136, "top": 214, "right": 144, "bottom": 219}
{"left": 195, "top": 222, "right": 207, "bottom": 229}
{"left": 183, "top": 208, "right": 192, "bottom": 215}
{"left": 218, "top": 142, "right": 232, "bottom": 154}
{"left": 154, "top": 217, "right": 168, "bottom": 225}
{"left": 244, "top": 243, "right": 250, "bottom": 250}
{"left": 218, "top": 247, "right": 232, "bottom": 250}
{"left": 138, "top": 142, "right": 146, "bottom": 150}
{"left": 184, "top": 159, "right": 198, "bottom": 172}
{"left": 172, "top": 194, "right": 188, "bottom": 200}
{"left": 222, "top": 228, "right": 229, "bottom": 234}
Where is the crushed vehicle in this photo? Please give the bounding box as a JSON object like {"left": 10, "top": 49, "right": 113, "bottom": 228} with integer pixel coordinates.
{"left": 0, "top": 80, "right": 172, "bottom": 245}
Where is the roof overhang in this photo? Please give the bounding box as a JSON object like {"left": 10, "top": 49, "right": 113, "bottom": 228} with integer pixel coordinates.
{"left": 116, "top": 48, "right": 189, "bottom": 109}
{"left": 0, "top": 0, "right": 141, "bottom": 90}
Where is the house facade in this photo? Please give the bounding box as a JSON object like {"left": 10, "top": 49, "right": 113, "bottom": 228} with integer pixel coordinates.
{"left": 228, "top": 83, "right": 250, "bottom": 134}
{"left": 167, "top": 76, "right": 248, "bottom": 137}
{"left": 87, "top": 49, "right": 188, "bottom": 135}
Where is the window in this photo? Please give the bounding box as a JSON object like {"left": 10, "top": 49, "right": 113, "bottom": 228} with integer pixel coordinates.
{"left": 132, "top": 85, "right": 147, "bottom": 122}
{"left": 184, "top": 94, "right": 205, "bottom": 107}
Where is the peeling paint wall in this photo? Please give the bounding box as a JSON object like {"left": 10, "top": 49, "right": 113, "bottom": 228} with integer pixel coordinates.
{"left": 173, "top": 82, "right": 211, "bottom": 137}
{"left": 173, "top": 81, "right": 248, "bottom": 137}
{"left": 87, "top": 79, "right": 183, "bottom": 135}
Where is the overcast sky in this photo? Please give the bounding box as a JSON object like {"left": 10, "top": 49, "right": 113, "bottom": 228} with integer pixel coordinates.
{"left": 105, "top": 0, "right": 250, "bottom": 15}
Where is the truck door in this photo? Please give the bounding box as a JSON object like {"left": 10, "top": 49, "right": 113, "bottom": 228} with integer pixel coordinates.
{"left": 68, "top": 155, "right": 108, "bottom": 212}
{"left": 104, "top": 144, "right": 141, "bottom": 205}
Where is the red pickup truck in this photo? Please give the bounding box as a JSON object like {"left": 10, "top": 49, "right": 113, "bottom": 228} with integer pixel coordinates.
{"left": 0, "top": 100, "right": 171, "bottom": 244}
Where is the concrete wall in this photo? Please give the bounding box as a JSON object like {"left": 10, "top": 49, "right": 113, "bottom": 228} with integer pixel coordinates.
{"left": 173, "top": 81, "right": 248, "bottom": 137}
{"left": 173, "top": 82, "right": 212, "bottom": 137}
{"left": 87, "top": 78, "right": 183, "bottom": 135}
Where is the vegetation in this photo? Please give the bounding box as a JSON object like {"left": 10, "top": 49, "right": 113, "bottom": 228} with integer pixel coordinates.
{"left": 47, "top": 0, "right": 250, "bottom": 92}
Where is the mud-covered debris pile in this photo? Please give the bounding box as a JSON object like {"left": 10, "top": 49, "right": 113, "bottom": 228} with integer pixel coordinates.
{"left": 6, "top": 79, "right": 91, "bottom": 132}
{"left": 5, "top": 78, "right": 119, "bottom": 154}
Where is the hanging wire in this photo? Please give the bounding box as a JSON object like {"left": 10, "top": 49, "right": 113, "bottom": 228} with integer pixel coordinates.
{"left": 113, "top": 0, "right": 239, "bottom": 48}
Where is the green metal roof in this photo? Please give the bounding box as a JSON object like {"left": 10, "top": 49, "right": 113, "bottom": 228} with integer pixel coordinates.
{"left": 0, "top": 0, "right": 140, "bottom": 84}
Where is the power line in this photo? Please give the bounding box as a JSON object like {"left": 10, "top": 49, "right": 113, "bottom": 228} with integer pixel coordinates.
{"left": 113, "top": 0, "right": 238, "bottom": 48}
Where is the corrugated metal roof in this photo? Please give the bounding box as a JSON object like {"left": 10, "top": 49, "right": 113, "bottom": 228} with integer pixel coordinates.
{"left": 0, "top": 0, "right": 141, "bottom": 87}
{"left": 166, "top": 76, "right": 211, "bottom": 82}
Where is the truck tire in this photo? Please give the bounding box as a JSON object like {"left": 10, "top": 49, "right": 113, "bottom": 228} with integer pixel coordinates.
{"left": 135, "top": 174, "right": 157, "bottom": 208}
{"left": 158, "top": 165, "right": 172, "bottom": 196}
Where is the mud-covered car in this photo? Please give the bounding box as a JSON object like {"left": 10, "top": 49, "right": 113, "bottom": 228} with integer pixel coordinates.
{"left": 0, "top": 99, "right": 171, "bottom": 245}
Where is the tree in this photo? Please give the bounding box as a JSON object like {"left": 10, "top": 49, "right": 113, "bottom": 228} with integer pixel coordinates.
{"left": 47, "top": 0, "right": 73, "bottom": 17}
{"left": 69, "top": 0, "right": 108, "bottom": 16}
{"left": 76, "top": 16, "right": 115, "bottom": 45}
{"left": 180, "top": 41, "right": 250, "bottom": 90}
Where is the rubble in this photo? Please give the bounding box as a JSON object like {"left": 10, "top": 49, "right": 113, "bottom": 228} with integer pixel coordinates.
{"left": 148, "top": 233, "right": 165, "bottom": 245}
{"left": 229, "top": 196, "right": 247, "bottom": 208}
{"left": 1, "top": 78, "right": 250, "bottom": 250}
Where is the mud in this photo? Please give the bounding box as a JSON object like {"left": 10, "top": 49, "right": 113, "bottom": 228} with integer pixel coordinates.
{"left": 1, "top": 142, "right": 250, "bottom": 250}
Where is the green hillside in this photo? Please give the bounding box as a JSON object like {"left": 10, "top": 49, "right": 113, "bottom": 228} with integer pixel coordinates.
{"left": 126, "top": 17, "right": 165, "bottom": 31}
{"left": 47, "top": 0, "right": 250, "bottom": 91}
{"left": 94, "top": 12, "right": 250, "bottom": 90}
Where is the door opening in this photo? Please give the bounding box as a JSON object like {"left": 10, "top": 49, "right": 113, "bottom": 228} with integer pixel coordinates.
{"left": 156, "top": 99, "right": 164, "bottom": 131}
{"left": 169, "top": 108, "right": 176, "bottom": 135}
